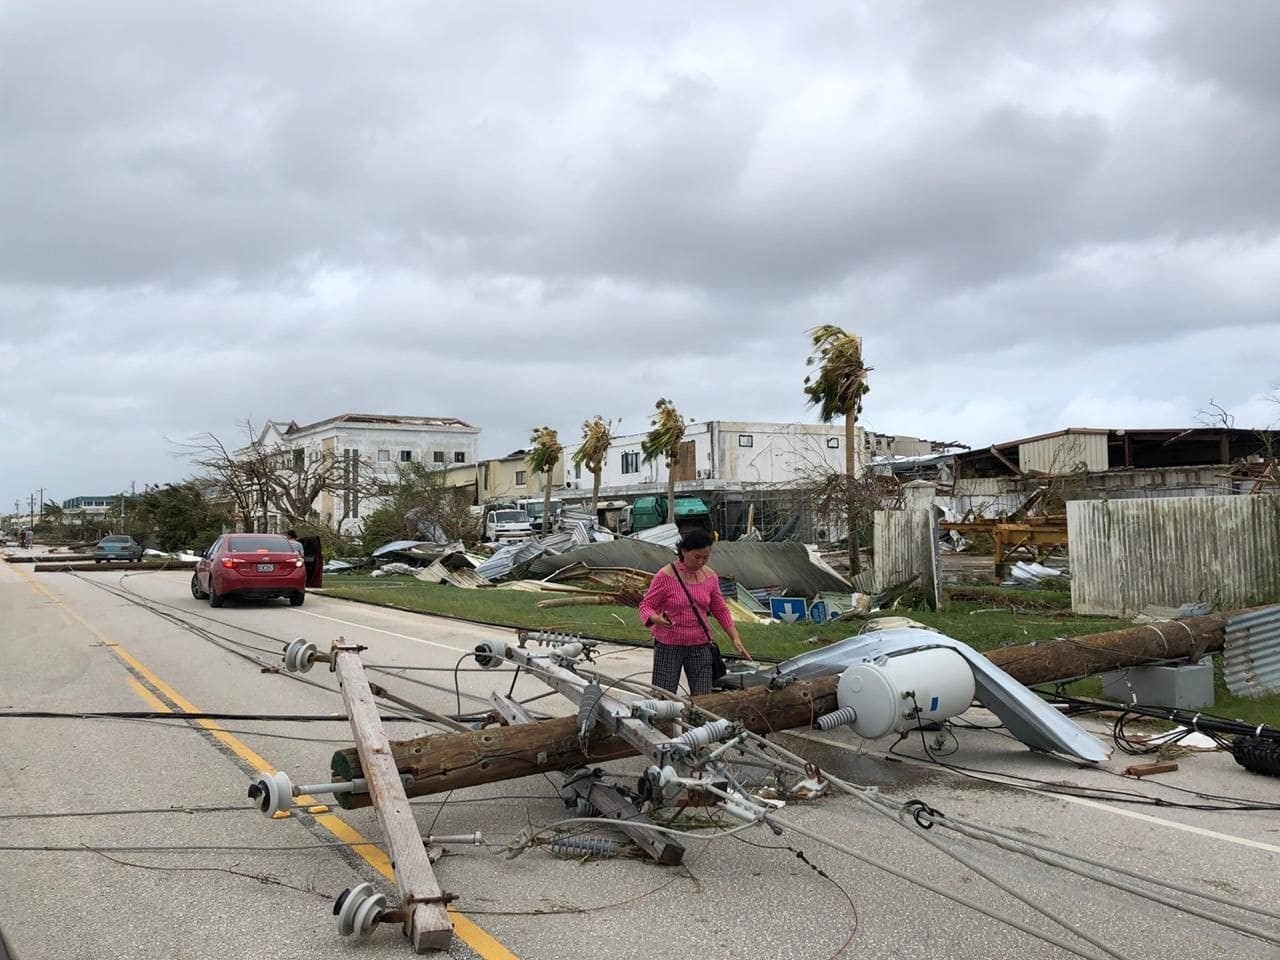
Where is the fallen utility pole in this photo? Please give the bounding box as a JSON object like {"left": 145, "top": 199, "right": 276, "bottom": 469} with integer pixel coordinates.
{"left": 985, "top": 613, "right": 1229, "bottom": 686}
{"left": 5, "top": 554, "right": 95, "bottom": 564}
{"left": 32, "top": 560, "right": 197, "bottom": 572}
{"left": 331, "top": 639, "right": 453, "bottom": 952}
{"left": 331, "top": 678, "right": 839, "bottom": 808}
{"left": 331, "top": 615, "right": 1234, "bottom": 808}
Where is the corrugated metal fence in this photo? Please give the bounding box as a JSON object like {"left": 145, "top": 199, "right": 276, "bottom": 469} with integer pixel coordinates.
{"left": 1224, "top": 605, "right": 1280, "bottom": 699}
{"left": 1068, "top": 496, "right": 1280, "bottom": 616}
{"left": 872, "top": 508, "right": 940, "bottom": 608}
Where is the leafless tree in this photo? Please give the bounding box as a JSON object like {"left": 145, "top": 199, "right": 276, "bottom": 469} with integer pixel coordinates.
{"left": 173, "top": 419, "right": 381, "bottom": 531}
{"left": 171, "top": 427, "right": 268, "bottom": 531}
{"left": 796, "top": 463, "right": 900, "bottom": 568}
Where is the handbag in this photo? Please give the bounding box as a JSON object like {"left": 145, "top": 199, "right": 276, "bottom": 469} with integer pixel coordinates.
{"left": 670, "top": 563, "right": 727, "bottom": 681}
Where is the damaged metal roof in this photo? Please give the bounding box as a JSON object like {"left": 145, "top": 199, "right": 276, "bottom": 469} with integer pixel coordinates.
{"left": 526, "top": 540, "right": 852, "bottom": 597}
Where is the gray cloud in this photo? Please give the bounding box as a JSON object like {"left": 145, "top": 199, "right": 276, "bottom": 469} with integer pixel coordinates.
{"left": 2, "top": 1, "right": 1278, "bottom": 507}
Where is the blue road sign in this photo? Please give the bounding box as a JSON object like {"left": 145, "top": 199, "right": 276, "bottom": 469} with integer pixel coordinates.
{"left": 808, "top": 600, "right": 829, "bottom": 624}
{"left": 769, "top": 597, "right": 808, "bottom": 623}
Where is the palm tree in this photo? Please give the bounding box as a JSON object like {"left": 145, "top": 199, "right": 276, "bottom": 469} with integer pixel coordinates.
{"left": 526, "top": 426, "right": 563, "bottom": 534}
{"left": 572, "top": 416, "right": 613, "bottom": 518}
{"left": 803, "top": 325, "right": 871, "bottom": 574}
{"left": 641, "top": 398, "right": 685, "bottom": 524}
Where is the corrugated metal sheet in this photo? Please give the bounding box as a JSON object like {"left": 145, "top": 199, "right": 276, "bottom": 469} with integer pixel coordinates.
{"left": 952, "top": 478, "right": 1012, "bottom": 497}
{"left": 872, "top": 509, "right": 940, "bottom": 606}
{"left": 525, "top": 540, "right": 853, "bottom": 596}
{"left": 873, "top": 510, "right": 917, "bottom": 592}
{"left": 1224, "top": 605, "right": 1280, "bottom": 698}
{"left": 632, "top": 523, "right": 682, "bottom": 548}
{"left": 415, "top": 560, "right": 491, "bottom": 589}
{"left": 1019, "top": 432, "right": 1108, "bottom": 474}
{"left": 1068, "top": 496, "right": 1280, "bottom": 617}
{"left": 474, "top": 541, "right": 547, "bottom": 581}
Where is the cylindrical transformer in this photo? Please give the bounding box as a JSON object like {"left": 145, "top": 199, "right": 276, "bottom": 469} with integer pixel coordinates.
{"left": 836, "top": 648, "right": 975, "bottom": 739}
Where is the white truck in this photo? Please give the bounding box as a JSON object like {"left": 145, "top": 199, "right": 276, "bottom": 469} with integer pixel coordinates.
{"left": 485, "top": 508, "right": 534, "bottom": 543}
{"left": 518, "top": 497, "right": 564, "bottom": 533}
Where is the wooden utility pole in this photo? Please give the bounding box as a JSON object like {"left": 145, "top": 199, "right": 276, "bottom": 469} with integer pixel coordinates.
{"left": 332, "top": 678, "right": 839, "bottom": 808}
{"left": 331, "top": 615, "right": 1234, "bottom": 809}
{"left": 331, "top": 639, "right": 453, "bottom": 952}
{"left": 984, "top": 613, "right": 1229, "bottom": 686}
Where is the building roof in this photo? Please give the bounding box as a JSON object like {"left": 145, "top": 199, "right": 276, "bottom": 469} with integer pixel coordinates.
{"left": 953, "top": 426, "right": 1279, "bottom": 478}
{"left": 282, "top": 413, "right": 478, "bottom": 435}
{"left": 979, "top": 426, "right": 1269, "bottom": 451}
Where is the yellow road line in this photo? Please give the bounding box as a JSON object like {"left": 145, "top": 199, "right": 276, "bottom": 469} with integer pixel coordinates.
{"left": 127, "top": 677, "right": 172, "bottom": 713}
{"left": 13, "top": 564, "right": 519, "bottom": 960}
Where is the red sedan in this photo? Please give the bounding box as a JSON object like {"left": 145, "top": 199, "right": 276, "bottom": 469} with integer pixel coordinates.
{"left": 192, "top": 533, "right": 307, "bottom": 607}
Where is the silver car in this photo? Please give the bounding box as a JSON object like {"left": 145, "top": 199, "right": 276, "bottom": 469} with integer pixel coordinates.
{"left": 94, "top": 535, "right": 144, "bottom": 562}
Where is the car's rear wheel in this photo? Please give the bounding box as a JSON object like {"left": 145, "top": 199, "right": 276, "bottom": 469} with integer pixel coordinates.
{"left": 209, "top": 580, "right": 224, "bottom": 608}
{"left": 289, "top": 591, "right": 305, "bottom": 607}
{"left": 190, "top": 573, "right": 207, "bottom": 600}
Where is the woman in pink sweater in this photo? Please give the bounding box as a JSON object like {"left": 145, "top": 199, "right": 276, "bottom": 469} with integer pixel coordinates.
{"left": 638, "top": 529, "right": 749, "bottom": 695}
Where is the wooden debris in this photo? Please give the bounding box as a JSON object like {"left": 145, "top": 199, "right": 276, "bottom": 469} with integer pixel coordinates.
{"left": 1122, "top": 761, "right": 1179, "bottom": 778}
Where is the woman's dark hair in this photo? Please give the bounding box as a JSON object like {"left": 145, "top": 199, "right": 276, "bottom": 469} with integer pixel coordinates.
{"left": 676, "top": 528, "right": 714, "bottom": 557}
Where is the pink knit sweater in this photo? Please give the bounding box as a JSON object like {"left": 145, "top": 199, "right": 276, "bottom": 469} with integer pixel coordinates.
{"left": 638, "top": 563, "right": 734, "bottom": 646}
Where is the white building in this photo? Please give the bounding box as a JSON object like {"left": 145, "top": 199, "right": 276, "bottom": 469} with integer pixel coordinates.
{"left": 561, "top": 420, "right": 866, "bottom": 495}
{"left": 249, "top": 413, "right": 480, "bottom": 532}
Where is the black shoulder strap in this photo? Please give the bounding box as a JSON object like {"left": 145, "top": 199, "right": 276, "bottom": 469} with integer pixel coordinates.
{"left": 670, "top": 563, "right": 713, "bottom": 642}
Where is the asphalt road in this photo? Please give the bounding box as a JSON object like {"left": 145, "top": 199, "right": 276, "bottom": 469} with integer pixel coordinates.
{"left": 2, "top": 555, "right": 1278, "bottom": 960}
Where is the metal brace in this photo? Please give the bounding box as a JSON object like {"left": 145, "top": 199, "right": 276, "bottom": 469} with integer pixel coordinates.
{"left": 329, "top": 638, "right": 368, "bottom": 672}
{"left": 406, "top": 892, "right": 459, "bottom": 907}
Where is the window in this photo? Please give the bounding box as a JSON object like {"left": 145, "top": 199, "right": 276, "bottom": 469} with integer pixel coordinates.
{"left": 738, "top": 434, "right": 753, "bottom": 448}
{"left": 621, "top": 451, "right": 640, "bottom": 474}
{"left": 433, "top": 451, "right": 445, "bottom": 464}
{"left": 400, "top": 450, "right": 413, "bottom": 462}
{"left": 454, "top": 451, "right": 466, "bottom": 463}
{"left": 293, "top": 449, "right": 305, "bottom": 470}
{"left": 515, "top": 470, "right": 527, "bottom": 486}
{"left": 827, "top": 437, "right": 840, "bottom": 449}
{"left": 377, "top": 449, "right": 390, "bottom": 462}
{"left": 574, "top": 461, "right": 582, "bottom": 479}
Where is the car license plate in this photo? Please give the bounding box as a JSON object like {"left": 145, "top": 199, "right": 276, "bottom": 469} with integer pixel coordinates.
{"left": 256, "top": 563, "right": 274, "bottom": 572}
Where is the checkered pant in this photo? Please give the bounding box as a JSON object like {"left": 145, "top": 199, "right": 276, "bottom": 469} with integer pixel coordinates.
{"left": 652, "top": 642, "right": 714, "bottom": 696}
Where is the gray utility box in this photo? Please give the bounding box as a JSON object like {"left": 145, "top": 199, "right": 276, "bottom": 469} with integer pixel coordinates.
{"left": 1100, "top": 660, "right": 1214, "bottom": 710}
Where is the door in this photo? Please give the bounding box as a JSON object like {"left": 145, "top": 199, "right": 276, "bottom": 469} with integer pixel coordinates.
{"left": 674, "top": 440, "right": 697, "bottom": 482}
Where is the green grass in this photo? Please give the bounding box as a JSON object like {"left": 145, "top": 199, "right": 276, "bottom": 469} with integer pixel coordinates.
{"left": 319, "top": 573, "right": 1280, "bottom": 729}
{"left": 318, "top": 575, "right": 1130, "bottom": 659}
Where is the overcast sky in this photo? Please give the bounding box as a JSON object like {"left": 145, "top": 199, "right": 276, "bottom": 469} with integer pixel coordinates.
{"left": 3, "top": 1, "right": 1279, "bottom": 512}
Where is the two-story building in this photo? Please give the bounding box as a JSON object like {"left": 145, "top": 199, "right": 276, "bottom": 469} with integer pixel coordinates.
{"left": 562, "top": 420, "right": 866, "bottom": 493}
{"left": 245, "top": 413, "right": 480, "bottom": 533}
{"left": 442, "top": 449, "right": 566, "bottom": 505}
{"left": 61, "top": 495, "right": 123, "bottom": 520}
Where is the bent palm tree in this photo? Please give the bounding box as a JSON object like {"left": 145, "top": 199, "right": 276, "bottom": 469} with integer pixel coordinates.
{"left": 641, "top": 398, "right": 685, "bottom": 524}
{"left": 803, "top": 325, "right": 871, "bottom": 574}
{"left": 572, "top": 416, "right": 613, "bottom": 518}
{"left": 526, "top": 426, "right": 563, "bottom": 534}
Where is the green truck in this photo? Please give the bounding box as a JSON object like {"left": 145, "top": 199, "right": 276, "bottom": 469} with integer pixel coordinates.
{"left": 619, "top": 495, "right": 713, "bottom": 536}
